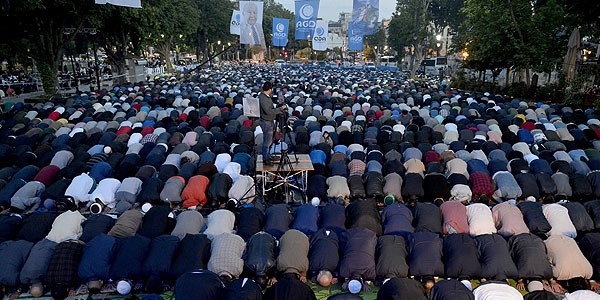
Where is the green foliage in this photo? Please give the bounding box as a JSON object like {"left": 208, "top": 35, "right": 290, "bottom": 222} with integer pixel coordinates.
{"left": 296, "top": 47, "right": 311, "bottom": 59}
{"left": 87, "top": 5, "right": 146, "bottom": 78}
{"left": 0, "top": 0, "right": 95, "bottom": 94}
{"left": 429, "top": 0, "right": 465, "bottom": 33}
{"left": 364, "top": 26, "right": 386, "bottom": 50}
{"left": 564, "top": 64, "right": 599, "bottom": 106}
{"left": 457, "top": 0, "right": 567, "bottom": 84}
{"left": 184, "top": 0, "right": 235, "bottom": 64}
{"left": 562, "top": 0, "right": 600, "bottom": 39}
{"left": 388, "top": 0, "right": 432, "bottom": 76}
{"left": 193, "top": 0, "right": 235, "bottom": 46}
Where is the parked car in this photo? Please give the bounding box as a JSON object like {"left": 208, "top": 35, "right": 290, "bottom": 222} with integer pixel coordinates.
{"left": 274, "top": 59, "right": 286, "bottom": 67}
{"left": 365, "top": 62, "right": 377, "bottom": 70}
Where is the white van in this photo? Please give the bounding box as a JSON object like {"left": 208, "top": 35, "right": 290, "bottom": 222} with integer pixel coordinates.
{"left": 274, "top": 59, "right": 286, "bottom": 67}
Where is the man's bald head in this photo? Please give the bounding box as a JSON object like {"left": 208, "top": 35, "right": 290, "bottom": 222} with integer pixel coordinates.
{"left": 317, "top": 270, "right": 333, "bottom": 287}
{"left": 243, "top": 2, "right": 258, "bottom": 25}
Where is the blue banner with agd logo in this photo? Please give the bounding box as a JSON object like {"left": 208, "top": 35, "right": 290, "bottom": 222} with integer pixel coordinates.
{"left": 348, "top": 23, "right": 364, "bottom": 51}
{"left": 294, "top": 0, "right": 320, "bottom": 40}
{"left": 272, "top": 18, "right": 289, "bottom": 47}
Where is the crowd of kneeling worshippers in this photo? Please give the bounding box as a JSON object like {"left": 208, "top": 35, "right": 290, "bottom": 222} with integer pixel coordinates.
{"left": 1, "top": 66, "right": 600, "bottom": 300}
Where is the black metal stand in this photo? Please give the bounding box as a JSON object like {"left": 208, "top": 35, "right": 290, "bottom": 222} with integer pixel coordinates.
{"left": 277, "top": 149, "right": 293, "bottom": 172}
{"left": 263, "top": 111, "right": 304, "bottom": 204}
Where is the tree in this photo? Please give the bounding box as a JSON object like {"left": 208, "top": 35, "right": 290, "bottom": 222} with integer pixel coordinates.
{"left": 364, "top": 25, "right": 386, "bottom": 51}
{"left": 429, "top": 0, "right": 464, "bottom": 34}
{"left": 562, "top": 0, "right": 600, "bottom": 39}
{"left": 364, "top": 47, "right": 375, "bottom": 61}
{"left": 0, "top": 0, "right": 94, "bottom": 94}
{"left": 88, "top": 5, "right": 147, "bottom": 84}
{"left": 138, "top": 0, "right": 199, "bottom": 72}
{"left": 457, "top": 0, "right": 566, "bottom": 87}
{"left": 192, "top": 0, "right": 235, "bottom": 63}
{"left": 388, "top": 0, "right": 432, "bottom": 77}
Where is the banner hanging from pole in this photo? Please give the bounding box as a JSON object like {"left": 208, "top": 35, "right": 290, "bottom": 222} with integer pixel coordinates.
{"left": 348, "top": 23, "right": 364, "bottom": 51}
{"left": 312, "top": 20, "right": 328, "bottom": 51}
{"left": 230, "top": 10, "right": 241, "bottom": 35}
{"left": 351, "top": 0, "right": 379, "bottom": 36}
{"left": 294, "top": 0, "right": 320, "bottom": 40}
{"left": 272, "top": 18, "right": 289, "bottom": 47}
{"left": 239, "top": 1, "right": 265, "bottom": 47}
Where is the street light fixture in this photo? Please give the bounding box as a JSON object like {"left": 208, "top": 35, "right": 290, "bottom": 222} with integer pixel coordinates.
{"left": 436, "top": 34, "right": 443, "bottom": 56}
{"left": 374, "top": 45, "right": 378, "bottom": 62}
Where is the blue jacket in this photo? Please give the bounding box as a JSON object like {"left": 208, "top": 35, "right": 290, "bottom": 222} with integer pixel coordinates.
{"left": 381, "top": 204, "right": 414, "bottom": 236}
{"left": 309, "top": 228, "right": 339, "bottom": 274}
{"left": 407, "top": 232, "right": 444, "bottom": 277}
{"left": 0, "top": 240, "right": 34, "bottom": 286}
{"left": 264, "top": 204, "right": 293, "bottom": 239}
{"left": 78, "top": 233, "right": 117, "bottom": 281}
{"left": 291, "top": 204, "right": 319, "bottom": 236}
{"left": 110, "top": 234, "right": 151, "bottom": 280}
{"left": 20, "top": 238, "right": 57, "bottom": 285}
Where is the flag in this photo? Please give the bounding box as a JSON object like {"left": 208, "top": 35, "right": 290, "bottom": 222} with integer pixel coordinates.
{"left": 94, "top": 0, "right": 141, "bottom": 8}
{"left": 348, "top": 23, "right": 364, "bottom": 51}
{"left": 230, "top": 10, "right": 241, "bottom": 35}
{"left": 239, "top": 1, "right": 265, "bottom": 47}
{"left": 294, "top": 0, "right": 320, "bottom": 40}
{"left": 272, "top": 18, "right": 289, "bottom": 47}
{"left": 312, "top": 20, "right": 328, "bottom": 51}
{"left": 351, "top": 0, "right": 379, "bottom": 36}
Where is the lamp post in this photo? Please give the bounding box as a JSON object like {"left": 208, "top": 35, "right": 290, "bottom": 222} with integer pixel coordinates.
{"left": 436, "top": 34, "right": 442, "bottom": 57}
{"left": 307, "top": 34, "right": 312, "bottom": 60}
{"left": 269, "top": 34, "right": 272, "bottom": 60}
{"left": 227, "top": 42, "right": 231, "bottom": 61}
{"left": 88, "top": 28, "right": 101, "bottom": 90}
{"left": 176, "top": 34, "right": 183, "bottom": 62}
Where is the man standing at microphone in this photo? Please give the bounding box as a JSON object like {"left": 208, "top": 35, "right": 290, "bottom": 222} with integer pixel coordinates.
{"left": 259, "top": 81, "right": 286, "bottom": 166}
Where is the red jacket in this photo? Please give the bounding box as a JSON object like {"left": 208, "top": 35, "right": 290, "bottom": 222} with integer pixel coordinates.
{"left": 181, "top": 175, "right": 210, "bottom": 208}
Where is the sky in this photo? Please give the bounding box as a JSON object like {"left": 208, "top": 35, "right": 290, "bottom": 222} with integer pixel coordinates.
{"left": 276, "top": 0, "right": 396, "bottom": 23}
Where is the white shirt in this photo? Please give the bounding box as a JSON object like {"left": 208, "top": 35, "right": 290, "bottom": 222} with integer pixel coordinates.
{"left": 65, "top": 173, "right": 95, "bottom": 204}
{"left": 46, "top": 210, "right": 86, "bottom": 243}
{"left": 563, "top": 290, "right": 600, "bottom": 300}
{"left": 215, "top": 153, "right": 232, "bottom": 173}
{"left": 204, "top": 209, "right": 236, "bottom": 240}
{"left": 543, "top": 203, "right": 577, "bottom": 238}
{"left": 89, "top": 178, "right": 122, "bottom": 207}
{"left": 473, "top": 283, "right": 523, "bottom": 300}
{"left": 467, "top": 203, "right": 497, "bottom": 236}
{"left": 444, "top": 123, "right": 458, "bottom": 132}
